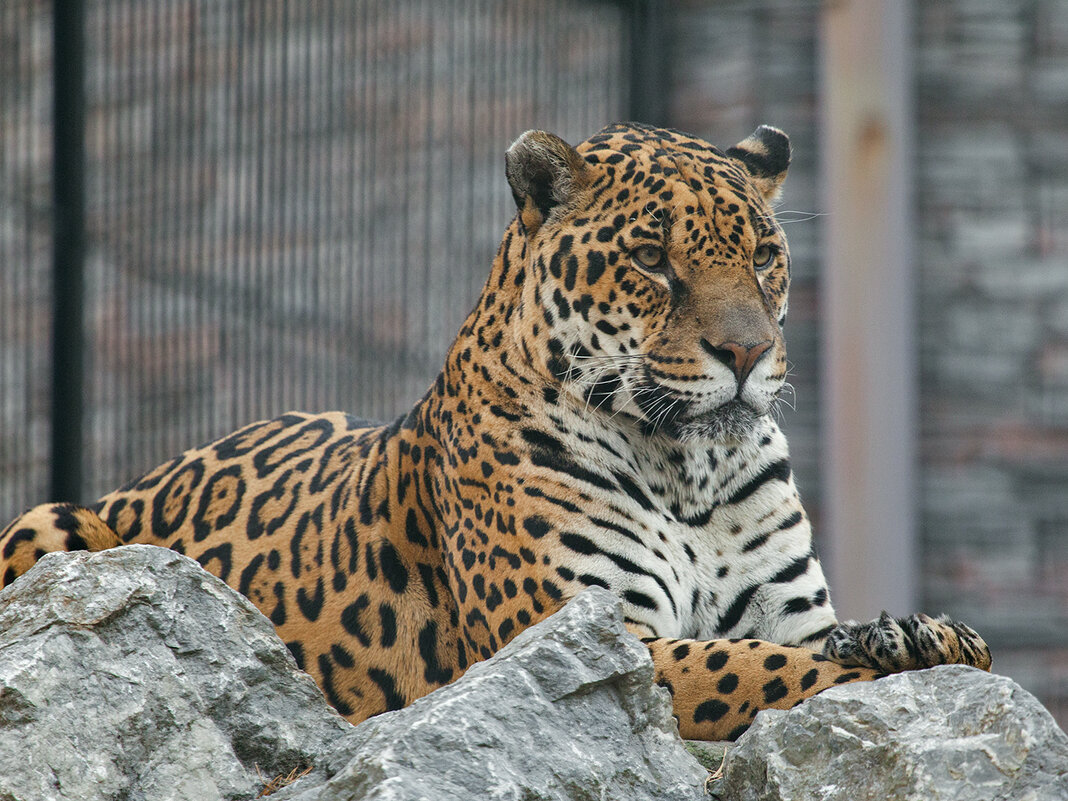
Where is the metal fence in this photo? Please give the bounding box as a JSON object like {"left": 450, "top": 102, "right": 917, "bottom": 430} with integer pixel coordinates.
{"left": 1, "top": 0, "right": 659, "bottom": 520}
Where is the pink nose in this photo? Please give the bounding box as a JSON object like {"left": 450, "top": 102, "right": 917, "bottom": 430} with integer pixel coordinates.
{"left": 700, "top": 339, "right": 773, "bottom": 387}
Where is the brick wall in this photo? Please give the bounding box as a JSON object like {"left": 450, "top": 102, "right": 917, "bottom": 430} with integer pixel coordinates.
{"left": 0, "top": 0, "right": 52, "bottom": 518}
{"left": 668, "top": 0, "right": 1068, "bottom": 726}
{"left": 667, "top": 0, "right": 826, "bottom": 529}
{"left": 3, "top": 0, "right": 1066, "bottom": 727}
{"left": 915, "top": 0, "right": 1068, "bottom": 725}
{"left": 0, "top": 0, "right": 628, "bottom": 518}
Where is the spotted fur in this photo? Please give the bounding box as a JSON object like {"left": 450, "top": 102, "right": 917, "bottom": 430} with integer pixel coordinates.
{"left": 0, "top": 124, "right": 990, "bottom": 740}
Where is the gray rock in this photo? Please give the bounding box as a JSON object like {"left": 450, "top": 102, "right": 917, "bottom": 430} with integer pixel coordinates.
{"left": 274, "top": 585, "right": 709, "bottom": 801}
{"left": 0, "top": 545, "right": 351, "bottom": 801}
{"left": 8, "top": 546, "right": 1068, "bottom": 801}
{"left": 713, "top": 664, "right": 1068, "bottom": 801}
{"left": 0, "top": 547, "right": 708, "bottom": 801}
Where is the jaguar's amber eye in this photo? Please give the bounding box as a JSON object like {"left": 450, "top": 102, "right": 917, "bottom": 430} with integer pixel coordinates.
{"left": 632, "top": 245, "right": 665, "bottom": 270}
{"left": 754, "top": 244, "right": 777, "bottom": 270}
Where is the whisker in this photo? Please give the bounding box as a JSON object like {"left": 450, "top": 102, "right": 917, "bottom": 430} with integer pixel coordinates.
{"left": 774, "top": 209, "right": 827, "bottom": 224}
{"left": 569, "top": 354, "right": 644, "bottom": 363}
{"left": 563, "top": 353, "right": 578, "bottom": 386}
{"left": 638, "top": 392, "right": 667, "bottom": 425}
{"left": 653, "top": 396, "right": 682, "bottom": 433}
{"left": 578, "top": 361, "right": 645, "bottom": 417}
{"left": 777, "top": 381, "right": 797, "bottom": 412}
{"left": 603, "top": 379, "right": 661, "bottom": 421}
{"left": 581, "top": 363, "right": 617, "bottom": 415}
{"left": 646, "top": 391, "right": 677, "bottom": 431}
{"left": 772, "top": 400, "right": 785, "bottom": 425}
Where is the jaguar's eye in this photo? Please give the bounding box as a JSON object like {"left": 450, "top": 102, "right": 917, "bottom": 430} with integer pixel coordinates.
{"left": 632, "top": 245, "right": 665, "bottom": 270}
{"left": 754, "top": 244, "right": 777, "bottom": 270}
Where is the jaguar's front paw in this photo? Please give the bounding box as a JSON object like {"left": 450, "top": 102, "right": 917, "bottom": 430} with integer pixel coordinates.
{"left": 823, "top": 611, "right": 991, "bottom": 673}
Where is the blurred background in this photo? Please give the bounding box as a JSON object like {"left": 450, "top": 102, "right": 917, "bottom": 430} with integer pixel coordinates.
{"left": 1, "top": 1, "right": 1066, "bottom": 726}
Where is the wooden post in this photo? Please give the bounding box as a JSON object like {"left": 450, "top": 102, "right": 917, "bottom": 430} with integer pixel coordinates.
{"left": 819, "top": 0, "right": 916, "bottom": 619}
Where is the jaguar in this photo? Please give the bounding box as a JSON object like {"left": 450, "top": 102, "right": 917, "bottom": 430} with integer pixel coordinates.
{"left": 0, "top": 123, "right": 990, "bottom": 741}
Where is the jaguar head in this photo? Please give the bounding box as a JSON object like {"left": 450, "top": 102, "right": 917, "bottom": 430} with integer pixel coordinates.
{"left": 505, "top": 123, "right": 792, "bottom": 443}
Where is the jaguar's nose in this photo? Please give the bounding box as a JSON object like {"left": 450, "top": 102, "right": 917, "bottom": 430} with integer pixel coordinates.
{"left": 700, "top": 338, "right": 773, "bottom": 388}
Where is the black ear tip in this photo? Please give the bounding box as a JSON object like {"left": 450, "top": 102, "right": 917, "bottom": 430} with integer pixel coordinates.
{"left": 726, "top": 125, "right": 791, "bottom": 183}
{"left": 752, "top": 125, "right": 791, "bottom": 170}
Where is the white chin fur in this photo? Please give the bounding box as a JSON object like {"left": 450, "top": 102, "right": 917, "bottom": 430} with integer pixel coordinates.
{"left": 673, "top": 400, "right": 764, "bottom": 443}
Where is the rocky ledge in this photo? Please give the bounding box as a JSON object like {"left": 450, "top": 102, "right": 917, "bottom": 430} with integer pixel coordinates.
{"left": 0, "top": 546, "right": 1064, "bottom": 800}
{"left": 712, "top": 665, "right": 1068, "bottom": 800}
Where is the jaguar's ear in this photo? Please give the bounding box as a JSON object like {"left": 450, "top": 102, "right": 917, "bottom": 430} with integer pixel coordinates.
{"left": 726, "top": 125, "right": 791, "bottom": 203}
{"left": 505, "top": 130, "right": 590, "bottom": 236}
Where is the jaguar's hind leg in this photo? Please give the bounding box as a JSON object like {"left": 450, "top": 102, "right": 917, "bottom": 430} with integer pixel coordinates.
{"left": 0, "top": 503, "right": 122, "bottom": 587}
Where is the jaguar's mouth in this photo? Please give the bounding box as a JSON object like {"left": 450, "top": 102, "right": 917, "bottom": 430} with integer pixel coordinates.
{"left": 633, "top": 378, "right": 762, "bottom": 442}
{"left": 666, "top": 399, "right": 762, "bottom": 442}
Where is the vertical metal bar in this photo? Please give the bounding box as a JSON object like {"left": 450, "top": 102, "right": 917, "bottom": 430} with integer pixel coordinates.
{"left": 625, "top": 0, "right": 668, "bottom": 124}
{"left": 819, "top": 0, "right": 916, "bottom": 619}
{"left": 50, "top": 0, "right": 87, "bottom": 502}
